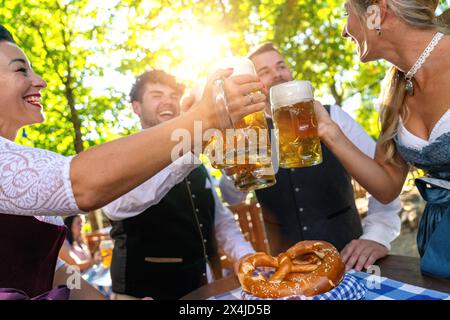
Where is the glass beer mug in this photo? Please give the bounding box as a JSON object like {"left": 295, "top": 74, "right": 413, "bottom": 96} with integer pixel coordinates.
{"left": 99, "top": 239, "right": 114, "bottom": 269}
{"left": 270, "top": 80, "right": 323, "bottom": 168}
{"left": 205, "top": 57, "right": 276, "bottom": 191}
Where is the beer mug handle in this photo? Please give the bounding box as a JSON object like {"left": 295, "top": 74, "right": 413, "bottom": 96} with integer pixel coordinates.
{"left": 212, "top": 78, "right": 234, "bottom": 129}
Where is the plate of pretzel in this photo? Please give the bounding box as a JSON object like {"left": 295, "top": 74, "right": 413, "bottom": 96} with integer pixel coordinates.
{"left": 237, "top": 240, "right": 367, "bottom": 300}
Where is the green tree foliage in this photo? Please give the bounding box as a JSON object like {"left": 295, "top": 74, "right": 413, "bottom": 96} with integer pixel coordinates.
{"left": 2, "top": 0, "right": 449, "bottom": 154}
{"left": 115, "top": 0, "right": 387, "bottom": 138}
{"left": 0, "top": 0, "right": 135, "bottom": 155}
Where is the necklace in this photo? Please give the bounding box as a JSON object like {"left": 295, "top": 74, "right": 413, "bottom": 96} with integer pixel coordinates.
{"left": 404, "top": 32, "right": 444, "bottom": 96}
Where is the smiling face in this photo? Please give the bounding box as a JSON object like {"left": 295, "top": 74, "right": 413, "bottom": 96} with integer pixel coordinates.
{"left": 341, "top": 1, "right": 380, "bottom": 63}
{"left": 132, "top": 82, "right": 181, "bottom": 128}
{"left": 0, "top": 41, "right": 47, "bottom": 137}
{"left": 251, "top": 50, "right": 294, "bottom": 90}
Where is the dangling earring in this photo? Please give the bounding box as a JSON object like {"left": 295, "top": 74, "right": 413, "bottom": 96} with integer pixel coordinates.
{"left": 376, "top": 26, "right": 382, "bottom": 36}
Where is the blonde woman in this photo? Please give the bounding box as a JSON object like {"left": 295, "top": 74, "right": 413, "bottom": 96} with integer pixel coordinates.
{"left": 315, "top": 0, "right": 450, "bottom": 278}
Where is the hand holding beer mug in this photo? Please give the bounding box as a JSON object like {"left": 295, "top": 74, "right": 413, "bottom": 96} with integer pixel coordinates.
{"left": 99, "top": 239, "right": 114, "bottom": 269}
{"left": 205, "top": 57, "right": 276, "bottom": 191}
{"left": 189, "top": 69, "right": 266, "bottom": 133}
{"left": 270, "top": 81, "right": 323, "bottom": 168}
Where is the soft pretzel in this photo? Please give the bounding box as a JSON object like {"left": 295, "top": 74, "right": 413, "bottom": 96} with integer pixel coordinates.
{"left": 238, "top": 240, "right": 345, "bottom": 298}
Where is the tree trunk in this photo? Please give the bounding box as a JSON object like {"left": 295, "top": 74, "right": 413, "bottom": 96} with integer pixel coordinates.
{"left": 65, "top": 76, "right": 99, "bottom": 229}
{"left": 330, "top": 80, "right": 343, "bottom": 107}
{"left": 65, "top": 78, "right": 84, "bottom": 154}
{"left": 88, "top": 211, "right": 99, "bottom": 231}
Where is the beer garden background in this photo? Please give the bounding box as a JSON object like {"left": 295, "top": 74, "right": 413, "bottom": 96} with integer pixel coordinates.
{"left": 1, "top": 0, "right": 449, "bottom": 256}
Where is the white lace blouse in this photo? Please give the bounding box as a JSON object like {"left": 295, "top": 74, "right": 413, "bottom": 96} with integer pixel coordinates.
{"left": 0, "top": 136, "right": 85, "bottom": 225}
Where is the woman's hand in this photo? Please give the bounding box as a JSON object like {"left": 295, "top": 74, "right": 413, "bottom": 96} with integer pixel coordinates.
{"left": 195, "top": 69, "right": 266, "bottom": 130}
{"left": 180, "top": 94, "right": 196, "bottom": 113}
{"left": 223, "top": 74, "right": 266, "bottom": 124}
{"left": 313, "top": 100, "right": 343, "bottom": 146}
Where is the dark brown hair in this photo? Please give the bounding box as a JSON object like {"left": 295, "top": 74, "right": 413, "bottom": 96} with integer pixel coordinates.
{"left": 247, "top": 42, "right": 282, "bottom": 60}
{"left": 0, "top": 25, "right": 16, "bottom": 44}
{"left": 129, "top": 69, "right": 185, "bottom": 102}
{"left": 63, "top": 215, "right": 79, "bottom": 245}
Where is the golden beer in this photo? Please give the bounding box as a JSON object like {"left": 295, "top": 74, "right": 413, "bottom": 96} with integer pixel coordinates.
{"left": 207, "top": 120, "right": 271, "bottom": 169}
{"left": 204, "top": 129, "right": 228, "bottom": 169}
{"left": 270, "top": 81, "right": 322, "bottom": 168}
{"left": 99, "top": 239, "right": 113, "bottom": 268}
{"left": 224, "top": 111, "right": 272, "bottom": 166}
{"left": 231, "top": 163, "right": 276, "bottom": 192}
{"left": 207, "top": 57, "right": 272, "bottom": 168}
{"left": 206, "top": 57, "right": 277, "bottom": 191}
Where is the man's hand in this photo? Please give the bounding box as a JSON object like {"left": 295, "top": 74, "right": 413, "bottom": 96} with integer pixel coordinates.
{"left": 341, "top": 239, "right": 388, "bottom": 272}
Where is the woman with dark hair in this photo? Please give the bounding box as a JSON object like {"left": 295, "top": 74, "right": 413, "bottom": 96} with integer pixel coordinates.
{"left": 0, "top": 24, "right": 266, "bottom": 299}
{"left": 59, "top": 216, "right": 102, "bottom": 273}
{"left": 315, "top": 0, "right": 450, "bottom": 278}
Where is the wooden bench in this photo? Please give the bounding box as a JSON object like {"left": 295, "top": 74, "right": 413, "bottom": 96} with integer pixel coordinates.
{"left": 218, "top": 201, "right": 270, "bottom": 274}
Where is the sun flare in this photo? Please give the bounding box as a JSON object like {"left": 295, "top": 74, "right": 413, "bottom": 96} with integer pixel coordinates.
{"left": 170, "top": 27, "right": 230, "bottom": 84}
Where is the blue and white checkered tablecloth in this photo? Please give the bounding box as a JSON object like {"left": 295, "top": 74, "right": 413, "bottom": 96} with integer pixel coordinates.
{"left": 208, "top": 270, "right": 450, "bottom": 300}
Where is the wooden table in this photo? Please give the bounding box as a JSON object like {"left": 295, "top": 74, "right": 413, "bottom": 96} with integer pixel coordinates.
{"left": 181, "top": 255, "right": 450, "bottom": 300}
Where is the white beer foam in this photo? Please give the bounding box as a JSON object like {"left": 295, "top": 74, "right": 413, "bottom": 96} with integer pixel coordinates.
{"left": 210, "top": 56, "right": 257, "bottom": 77}
{"left": 270, "top": 80, "right": 314, "bottom": 110}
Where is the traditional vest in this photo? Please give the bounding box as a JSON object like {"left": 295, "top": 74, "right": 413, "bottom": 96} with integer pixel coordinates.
{"left": 257, "top": 106, "right": 362, "bottom": 254}
{"left": 109, "top": 165, "right": 222, "bottom": 299}
{"left": 0, "top": 214, "right": 68, "bottom": 298}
